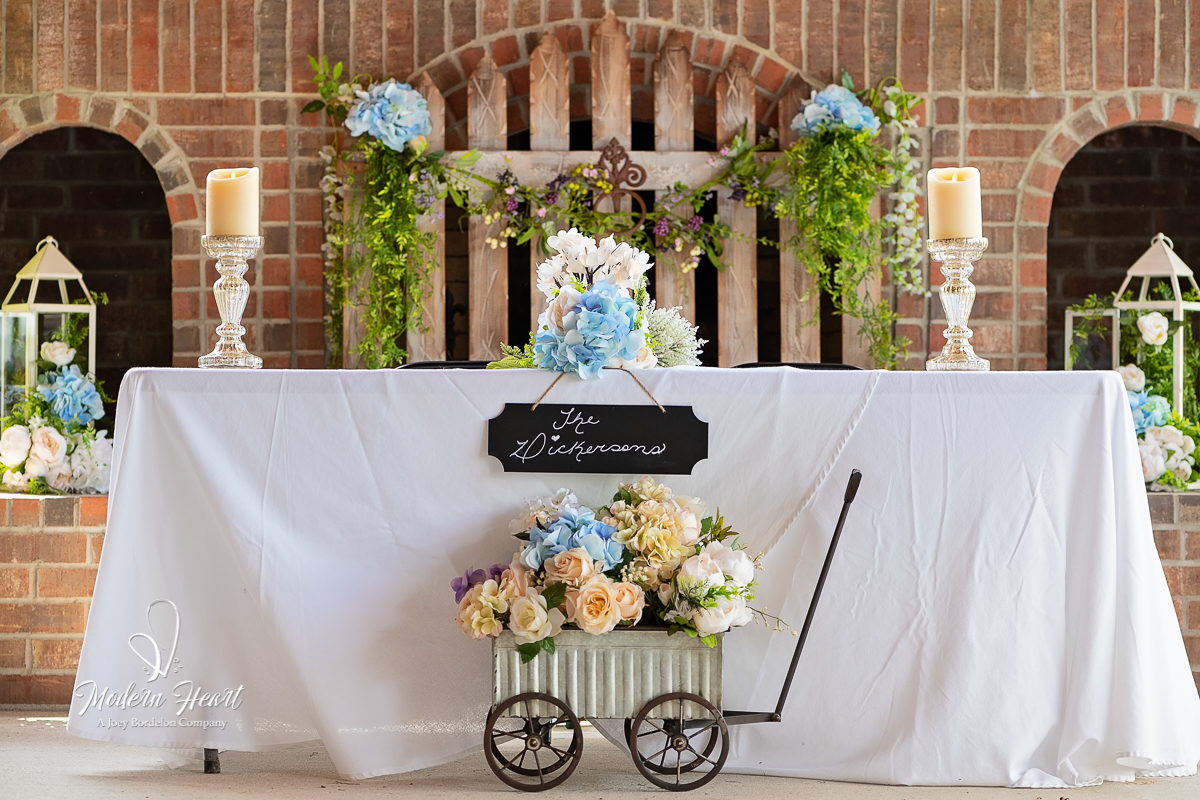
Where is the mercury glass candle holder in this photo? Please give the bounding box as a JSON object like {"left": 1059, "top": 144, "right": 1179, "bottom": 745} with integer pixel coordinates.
{"left": 927, "top": 237, "right": 990, "bottom": 372}
{"left": 199, "top": 235, "right": 263, "bottom": 369}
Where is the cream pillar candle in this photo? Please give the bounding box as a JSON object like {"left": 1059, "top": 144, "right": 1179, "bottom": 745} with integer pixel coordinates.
{"left": 926, "top": 167, "right": 982, "bottom": 239}
{"left": 205, "top": 167, "right": 260, "bottom": 236}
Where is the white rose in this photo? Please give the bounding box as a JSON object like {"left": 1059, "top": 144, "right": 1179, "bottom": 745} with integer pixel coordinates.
{"left": 508, "top": 591, "right": 564, "bottom": 644}
{"left": 30, "top": 426, "right": 68, "bottom": 467}
{"left": 1115, "top": 364, "right": 1146, "bottom": 392}
{"left": 40, "top": 340, "right": 76, "bottom": 367}
{"left": 46, "top": 461, "right": 71, "bottom": 492}
{"left": 1138, "top": 312, "right": 1170, "bottom": 346}
{"left": 1185, "top": 435, "right": 1196, "bottom": 456}
{"left": 614, "top": 346, "right": 658, "bottom": 370}
{"left": 2, "top": 470, "right": 28, "bottom": 492}
{"left": 676, "top": 553, "right": 725, "bottom": 593}
{"left": 1139, "top": 440, "right": 1167, "bottom": 483}
{"left": 544, "top": 286, "right": 582, "bottom": 333}
{"left": 1148, "top": 425, "right": 1185, "bottom": 450}
{"left": 703, "top": 541, "right": 756, "bottom": 587}
{"left": 23, "top": 455, "right": 49, "bottom": 479}
{"left": 0, "top": 425, "right": 31, "bottom": 468}
{"left": 692, "top": 595, "right": 752, "bottom": 637}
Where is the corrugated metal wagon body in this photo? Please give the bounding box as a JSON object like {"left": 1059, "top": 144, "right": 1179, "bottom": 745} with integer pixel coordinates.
{"left": 492, "top": 629, "right": 722, "bottom": 719}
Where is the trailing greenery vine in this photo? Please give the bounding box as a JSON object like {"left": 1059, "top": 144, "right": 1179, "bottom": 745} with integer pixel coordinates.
{"left": 307, "top": 59, "right": 925, "bottom": 369}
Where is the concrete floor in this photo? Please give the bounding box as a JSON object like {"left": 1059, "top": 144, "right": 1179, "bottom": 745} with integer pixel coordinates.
{"left": 2, "top": 711, "right": 1199, "bottom": 799}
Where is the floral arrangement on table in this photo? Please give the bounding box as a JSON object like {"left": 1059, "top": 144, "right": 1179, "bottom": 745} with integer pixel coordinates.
{"left": 452, "top": 480, "right": 782, "bottom": 662}
{"left": 486, "top": 228, "right": 705, "bottom": 377}
{"left": 306, "top": 54, "right": 925, "bottom": 370}
{"left": 0, "top": 324, "right": 111, "bottom": 494}
{"left": 776, "top": 74, "right": 926, "bottom": 368}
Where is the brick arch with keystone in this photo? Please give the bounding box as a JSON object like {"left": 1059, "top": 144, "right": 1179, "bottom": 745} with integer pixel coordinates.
{"left": 406, "top": 15, "right": 821, "bottom": 151}
{"left": 1011, "top": 92, "right": 1200, "bottom": 371}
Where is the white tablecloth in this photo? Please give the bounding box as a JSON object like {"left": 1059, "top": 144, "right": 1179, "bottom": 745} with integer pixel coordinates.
{"left": 67, "top": 367, "right": 1200, "bottom": 787}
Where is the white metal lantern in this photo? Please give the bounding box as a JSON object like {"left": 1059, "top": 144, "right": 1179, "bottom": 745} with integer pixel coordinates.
{"left": 0, "top": 236, "right": 97, "bottom": 417}
{"left": 1113, "top": 233, "right": 1200, "bottom": 413}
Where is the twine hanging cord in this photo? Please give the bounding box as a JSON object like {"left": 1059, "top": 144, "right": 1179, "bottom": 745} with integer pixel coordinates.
{"left": 531, "top": 368, "right": 666, "bottom": 412}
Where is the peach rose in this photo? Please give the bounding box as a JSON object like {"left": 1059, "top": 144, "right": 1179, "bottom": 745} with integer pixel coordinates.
{"left": 544, "top": 547, "right": 595, "bottom": 587}
{"left": 613, "top": 582, "right": 645, "bottom": 624}
{"left": 572, "top": 574, "right": 622, "bottom": 635}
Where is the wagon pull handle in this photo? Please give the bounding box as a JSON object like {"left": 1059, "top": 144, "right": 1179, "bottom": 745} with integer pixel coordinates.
{"left": 771, "top": 469, "right": 862, "bottom": 722}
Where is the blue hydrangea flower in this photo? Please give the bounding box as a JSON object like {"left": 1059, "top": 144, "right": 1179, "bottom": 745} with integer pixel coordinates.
{"left": 533, "top": 280, "right": 646, "bottom": 379}
{"left": 567, "top": 521, "right": 623, "bottom": 568}
{"left": 791, "top": 84, "right": 881, "bottom": 137}
{"left": 40, "top": 365, "right": 104, "bottom": 426}
{"left": 345, "top": 79, "right": 432, "bottom": 152}
{"left": 519, "top": 505, "right": 623, "bottom": 569}
{"left": 1129, "top": 390, "right": 1171, "bottom": 433}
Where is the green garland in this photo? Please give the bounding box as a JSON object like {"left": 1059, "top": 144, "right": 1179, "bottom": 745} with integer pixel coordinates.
{"left": 1070, "top": 289, "right": 1200, "bottom": 421}
{"left": 309, "top": 59, "right": 924, "bottom": 369}
{"left": 774, "top": 75, "right": 924, "bottom": 368}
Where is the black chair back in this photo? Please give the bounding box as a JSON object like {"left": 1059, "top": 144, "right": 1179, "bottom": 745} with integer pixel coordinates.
{"left": 733, "top": 362, "right": 864, "bottom": 370}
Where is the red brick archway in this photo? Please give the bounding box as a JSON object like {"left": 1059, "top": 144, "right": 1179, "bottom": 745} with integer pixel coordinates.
{"left": 1015, "top": 92, "right": 1200, "bottom": 370}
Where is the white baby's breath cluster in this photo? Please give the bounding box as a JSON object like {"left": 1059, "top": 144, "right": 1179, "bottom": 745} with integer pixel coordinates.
{"left": 878, "top": 85, "right": 927, "bottom": 297}
{"left": 645, "top": 302, "right": 706, "bottom": 368}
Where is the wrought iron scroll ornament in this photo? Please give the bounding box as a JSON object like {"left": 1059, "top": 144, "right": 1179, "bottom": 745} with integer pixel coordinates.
{"left": 592, "top": 138, "right": 648, "bottom": 236}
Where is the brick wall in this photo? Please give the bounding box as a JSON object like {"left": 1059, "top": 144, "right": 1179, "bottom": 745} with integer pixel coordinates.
{"left": 0, "top": 1, "right": 1197, "bottom": 368}
{"left": 0, "top": 495, "right": 106, "bottom": 705}
{"left": 1149, "top": 492, "right": 1200, "bottom": 695}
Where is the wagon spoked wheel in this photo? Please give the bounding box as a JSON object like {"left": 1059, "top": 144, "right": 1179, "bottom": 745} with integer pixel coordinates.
{"left": 628, "top": 692, "right": 729, "bottom": 791}
{"left": 624, "top": 715, "right": 718, "bottom": 775}
{"left": 484, "top": 692, "right": 583, "bottom": 792}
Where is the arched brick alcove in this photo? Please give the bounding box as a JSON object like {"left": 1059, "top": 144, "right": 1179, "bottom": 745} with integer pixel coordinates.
{"left": 1046, "top": 125, "right": 1200, "bottom": 370}
{"left": 0, "top": 126, "right": 174, "bottom": 400}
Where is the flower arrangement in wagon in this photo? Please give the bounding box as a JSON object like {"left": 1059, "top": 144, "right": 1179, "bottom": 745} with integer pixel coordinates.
{"left": 0, "top": 328, "right": 111, "bottom": 494}
{"left": 488, "top": 228, "right": 706, "bottom": 379}
{"left": 452, "top": 479, "right": 783, "bottom": 662}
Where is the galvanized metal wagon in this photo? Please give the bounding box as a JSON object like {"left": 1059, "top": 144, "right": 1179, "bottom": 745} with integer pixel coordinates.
{"left": 482, "top": 470, "right": 863, "bottom": 792}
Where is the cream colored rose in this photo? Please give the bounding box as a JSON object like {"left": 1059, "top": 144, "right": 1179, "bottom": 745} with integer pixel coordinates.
{"left": 30, "top": 426, "right": 67, "bottom": 467}
{"left": 613, "top": 582, "right": 645, "bottom": 623}
{"left": 693, "top": 596, "right": 753, "bottom": 637}
{"left": 508, "top": 590, "right": 565, "bottom": 644}
{"left": 544, "top": 286, "right": 583, "bottom": 333}
{"left": 545, "top": 547, "right": 595, "bottom": 587}
{"left": 1138, "top": 312, "right": 1170, "bottom": 346}
{"left": 1148, "top": 425, "right": 1185, "bottom": 450}
{"left": 572, "top": 574, "right": 622, "bottom": 635}
{"left": 0, "top": 425, "right": 31, "bottom": 468}
{"left": 1116, "top": 364, "right": 1146, "bottom": 392}
{"left": 40, "top": 340, "right": 76, "bottom": 367}
{"left": 616, "top": 346, "right": 658, "bottom": 370}
{"left": 46, "top": 461, "right": 71, "bottom": 491}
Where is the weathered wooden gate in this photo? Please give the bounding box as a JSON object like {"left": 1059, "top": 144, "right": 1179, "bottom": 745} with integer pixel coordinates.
{"left": 345, "top": 11, "right": 879, "bottom": 369}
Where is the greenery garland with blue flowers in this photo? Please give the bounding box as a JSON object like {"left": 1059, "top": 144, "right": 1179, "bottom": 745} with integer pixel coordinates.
{"left": 307, "top": 58, "right": 926, "bottom": 370}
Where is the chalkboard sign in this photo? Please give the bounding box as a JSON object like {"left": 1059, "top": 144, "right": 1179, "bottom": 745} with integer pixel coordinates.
{"left": 488, "top": 404, "right": 708, "bottom": 474}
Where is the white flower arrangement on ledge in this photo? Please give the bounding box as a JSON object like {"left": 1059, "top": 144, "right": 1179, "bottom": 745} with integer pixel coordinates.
{"left": 1117, "top": 362, "right": 1200, "bottom": 491}
{"left": 0, "top": 339, "right": 111, "bottom": 495}
{"left": 451, "top": 479, "right": 787, "bottom": 663}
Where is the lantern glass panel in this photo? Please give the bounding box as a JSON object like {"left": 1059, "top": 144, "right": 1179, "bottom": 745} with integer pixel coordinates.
{"left": 1, "top": 313, "right": 33, "bottom": 417}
